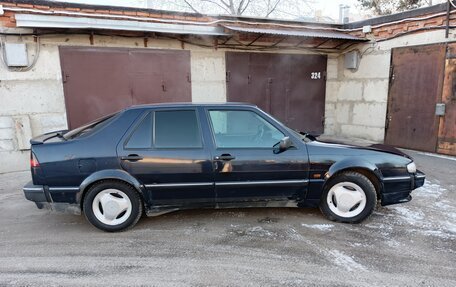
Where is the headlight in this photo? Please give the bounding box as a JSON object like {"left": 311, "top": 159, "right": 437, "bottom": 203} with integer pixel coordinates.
{"left": 407, "top": 162, "right": 416, "bottom": 173}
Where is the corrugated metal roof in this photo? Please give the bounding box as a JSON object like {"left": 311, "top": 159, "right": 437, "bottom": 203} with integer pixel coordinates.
{"left": 15, "top": 14, "right": 229, "bottom": 36}
{"left": 223, "top": 25, "right": 366, "bottom": 41}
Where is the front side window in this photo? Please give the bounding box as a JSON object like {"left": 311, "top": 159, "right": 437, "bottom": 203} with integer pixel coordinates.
{"left": 154, "top": 110, "right": 202, "bottom": 148}
{"left": 209, "top": 110, "right": 284, "bottom": 148}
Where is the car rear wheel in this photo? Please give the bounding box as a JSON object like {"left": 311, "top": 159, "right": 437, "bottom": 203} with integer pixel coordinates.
{"left": 319, "top": 171, "right": 377, "bottom": 223}
{"left": 83, "top": 181, "right": 143, "bottom": 232}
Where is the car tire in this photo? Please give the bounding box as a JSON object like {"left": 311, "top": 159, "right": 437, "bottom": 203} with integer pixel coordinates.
{"left": 83, "top": 180, "right": 143, "bottom": 232}
{"left": 319, "top": 171, "right": 377, "bottom": 223}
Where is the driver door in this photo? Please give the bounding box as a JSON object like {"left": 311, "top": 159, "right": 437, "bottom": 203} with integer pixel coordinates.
{"left": 205, "top": 108, "right": 309, "bottom": 205}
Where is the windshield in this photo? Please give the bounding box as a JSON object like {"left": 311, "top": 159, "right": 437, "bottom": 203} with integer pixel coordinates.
{"left": 63, "top": 112, "right": 118, "bottom": 140}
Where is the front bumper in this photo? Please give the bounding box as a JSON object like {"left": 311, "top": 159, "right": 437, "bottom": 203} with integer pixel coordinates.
{"left": 381, "top": 171, "right": 425, "bottom": 206}
{"left": 23, "top": 181, "right": 81, "bottom": 215}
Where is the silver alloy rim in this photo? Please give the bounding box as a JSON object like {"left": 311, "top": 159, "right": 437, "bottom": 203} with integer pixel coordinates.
{"left": 326, "top": 182, "right": 367, "bottom": 218}
{"left": 92, "top": 189, "right": 132, "bottom": 226}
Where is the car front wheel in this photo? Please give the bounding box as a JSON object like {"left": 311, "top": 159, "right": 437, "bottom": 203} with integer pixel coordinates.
{"left": 319, "top": 171, "right": 377, "bottom": 223}
{"left": 83, "top": 180, "right": 143, "bottom": 232}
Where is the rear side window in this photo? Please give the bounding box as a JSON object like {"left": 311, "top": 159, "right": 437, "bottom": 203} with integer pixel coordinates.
{"left": 154, "top": 110, "right": 202, "bottom": 148}
{"left": 125, "top": 113, "right": 153, "bottom": 149}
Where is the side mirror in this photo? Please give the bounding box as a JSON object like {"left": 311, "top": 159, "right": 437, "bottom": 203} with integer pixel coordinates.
{"left": 273, "top": 136, "right": 292, "bottom": 154}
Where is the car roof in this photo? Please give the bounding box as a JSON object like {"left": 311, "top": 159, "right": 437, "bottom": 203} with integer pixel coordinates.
{"left": 128, "top": 102, "right": 257, "bottom": 110}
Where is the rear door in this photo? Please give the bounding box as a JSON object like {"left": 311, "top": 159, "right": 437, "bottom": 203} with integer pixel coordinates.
{"left": 117, "top": 108, "right": 214, "bottom": 208}
{"left": 203, "top": 107, "right": 309, "bottom": 205}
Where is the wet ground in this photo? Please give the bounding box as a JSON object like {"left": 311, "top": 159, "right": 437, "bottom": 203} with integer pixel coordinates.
{"left": 0, "top": 149, "right": 455, "bottom": 286}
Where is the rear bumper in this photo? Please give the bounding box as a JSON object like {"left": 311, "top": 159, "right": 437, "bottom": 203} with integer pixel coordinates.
{"left": 381, "top": 171, "right": 425, "bottom": 206}
{"left": 23, "top": 181, "right": 81, "bottom": 215}
{"left": 23, "top": 182, "right": 48, "bottom": 203}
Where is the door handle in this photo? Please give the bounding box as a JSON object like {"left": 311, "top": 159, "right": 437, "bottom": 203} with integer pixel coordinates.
{"left": 214, "top": 154, "right": 235, "bottom": 161}
{"left": 121, "top": 154, "right": 144, "bottom": 161}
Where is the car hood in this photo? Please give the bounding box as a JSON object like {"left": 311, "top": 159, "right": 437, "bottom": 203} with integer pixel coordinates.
{"left": 314, "top": 138, "right": 412, "bottom": 159}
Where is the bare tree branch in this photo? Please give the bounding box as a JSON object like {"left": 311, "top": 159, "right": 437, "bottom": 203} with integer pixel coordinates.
{"left": 228, "top": 0, "right": 236, "bottom": 14}
{"left": 240, "top": 0, "right": 252, "bottom": 14}
{"left": 200, "top": 0, "right": 233, "bottom": 14}
{"left": 220, "top": 0, "right": 230, "bottom": 7}
{"left": 237, "top": 0, "right": 246, "bottom": 14}
{"left": 183, "top": 0, "right": 201, "bottom": 13}
{"left": 178, "top": 0, "right": 314, "bottom": 18}
{"left": 265, "top": 0, "right": 282, "bottom": 17}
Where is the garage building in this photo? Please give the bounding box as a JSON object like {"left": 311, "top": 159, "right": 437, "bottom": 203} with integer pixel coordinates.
{"left": 0, "top": 0, "right": 455, "bottom": 173}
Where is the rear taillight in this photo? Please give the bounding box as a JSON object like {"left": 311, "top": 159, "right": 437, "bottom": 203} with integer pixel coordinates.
{"left": 30, "top": 152, "right": 40, "bottom": 168}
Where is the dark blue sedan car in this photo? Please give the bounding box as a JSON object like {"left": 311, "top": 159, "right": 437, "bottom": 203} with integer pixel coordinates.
{"left": 23, "top": 103, "right": 425, "bottom": 231}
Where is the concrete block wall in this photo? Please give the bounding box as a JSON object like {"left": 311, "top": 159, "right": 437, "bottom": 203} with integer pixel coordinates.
{"left": 190, "top": 51, "right": 226, "bottom": 103}
{"left": 324, "top": 52, "right": 390, "bottom": 142}
{"left": 0, "top": 39, "right": 68, "bottom": 173}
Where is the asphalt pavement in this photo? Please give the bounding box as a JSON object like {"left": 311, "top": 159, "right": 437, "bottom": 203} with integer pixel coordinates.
{"left": 0, "top": 149, "right": 455, "bottom": 286}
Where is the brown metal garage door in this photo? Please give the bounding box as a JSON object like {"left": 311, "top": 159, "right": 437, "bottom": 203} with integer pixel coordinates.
{"left": 226, "top": 52, "right": 327, "bottom": 134}
{"left": 59, "top": 47, "right": 191, "bottom": 129}
{"left": 385, "top": 44, "right": 446, "bottom": 152}
{"left": 437, "top": 43, "right": 456, "bottom": 156}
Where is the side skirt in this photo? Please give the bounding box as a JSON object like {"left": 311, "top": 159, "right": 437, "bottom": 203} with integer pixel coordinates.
{"left": 145, "top": 200, "right": 300, "bottom": 217}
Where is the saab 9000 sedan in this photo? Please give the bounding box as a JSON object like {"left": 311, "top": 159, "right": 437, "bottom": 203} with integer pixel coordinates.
{"left": 23, "top": 103, "right": 425, "bottom": 232}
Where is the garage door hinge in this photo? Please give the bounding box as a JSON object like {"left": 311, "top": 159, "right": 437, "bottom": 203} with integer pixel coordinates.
{"left": 389, "top": 65, "right": 395, "bottom": 83}
{"left": 161, "top": 80, "right": 166, "bottom": 92}
{"left": 226, "top": 71, "right": 231, "bottom": 82}
{"left": 62, "top": 71, "right": 69, "bottom": 83}
{"left": 187, "top": 73, "right": 191, "bottom": 83}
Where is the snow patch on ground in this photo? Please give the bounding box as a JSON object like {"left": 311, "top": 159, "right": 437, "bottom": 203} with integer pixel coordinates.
{"left": 385, "top": 239, "right": 401, "bottom": 248}
{"left": 364, "top": 223, "right": 393, "bottom": 230}
{"left": 246, "top": 226, "right": 276, "bottom": 238}
{"left": 385, "top": 180, "right": 456, "bottom": 239}
{"left": 442, "top": 221, "right": 456, "bottom": 234}
{"left": 390, "top": 206, "right": 424, "bottom": 225}
{"left": 301, "top": 224, "right": 334, "bottom": 231}
{"left": 434, "top": 201, "right": 456, "bottom": 223}
{"left": 420, "top": 229, "right": 452, "bottom": 239}
{"left": 414, "top": 180, "right": 446, "bottom": 198}
{"left": 328, "top": 249, "right": 367, "bottom": 271}
{"left": 348, "top": 242, "right": 369, "bottom": 248}
{"left": 287, "top": 227, "right": 305, "bottom": 241}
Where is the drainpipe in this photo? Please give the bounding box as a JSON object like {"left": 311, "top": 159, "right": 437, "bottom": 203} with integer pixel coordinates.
{"left": 446, "top": 0, "right": 451, "bottom": 38}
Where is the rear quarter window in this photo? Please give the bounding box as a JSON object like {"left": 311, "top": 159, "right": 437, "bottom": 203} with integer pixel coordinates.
{"left": 125, "top": 113, "right": 153, "bottom": 149}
